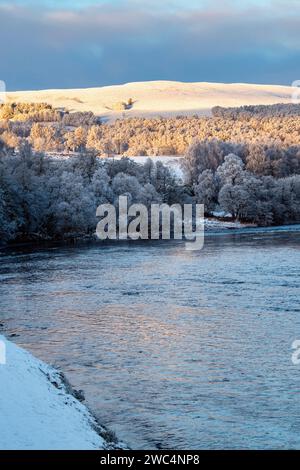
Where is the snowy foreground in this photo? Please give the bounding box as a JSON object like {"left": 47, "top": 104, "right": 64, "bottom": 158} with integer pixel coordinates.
{"left": 0, "top": 335, "right": 123, "bottom": 450}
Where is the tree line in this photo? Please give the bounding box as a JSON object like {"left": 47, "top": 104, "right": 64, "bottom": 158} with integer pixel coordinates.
{"left": 1, "top": 102, "right": 300, "bottom": 167}
{"left": 184, "top": 142, "right": 300, "bottom": 226}
{"left": 0, "top": 142, "right": 183, "bottom": 243}
{"left": 0, "top": 101, "right": 300, "bottom": 242}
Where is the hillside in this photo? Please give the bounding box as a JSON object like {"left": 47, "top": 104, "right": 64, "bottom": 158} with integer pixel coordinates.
{"left": 7, "top": 81, "right": 295, "bottom": 121}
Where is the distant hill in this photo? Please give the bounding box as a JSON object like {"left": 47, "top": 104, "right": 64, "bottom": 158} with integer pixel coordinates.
{"left": 6, "top": 80, "right": 295, "bottom": 121}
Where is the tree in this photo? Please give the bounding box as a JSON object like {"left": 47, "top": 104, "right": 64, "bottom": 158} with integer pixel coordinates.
{"left": 111, "top": 172, "right": 143, "bottom": 205}
{"left": 216, "top": 154, "right": 245, "bottom": 186}
{"left": 64, "top": 127, "right": 86, "bottom": 152}
{"left": 0, "top": 131, "right": 20, "bottom": 149}
{"left": 46, "top": 171, "right": 95, "bottom": 236}
{"left": 86, "top": 125, "right": 102, "bottom": 152}
{"left": 101, "top": 140, "right": 114, "bottom": 158}
{"left": 91, "top": 167, "right": 113, "bottom": 205}
{"left": 183, "top": 140, "right": 244, "bottom": 184}
{"left": 218, "top": 183, "right": 250, "bottom": 220}
{"left": 194, "top": 169, "right": 218, "bottom": 215}
{"left": 246, "top": 143, "right": 273, "bottom": 176}
{"left": 30, "top": 123, "right": 61, "bottom": 152}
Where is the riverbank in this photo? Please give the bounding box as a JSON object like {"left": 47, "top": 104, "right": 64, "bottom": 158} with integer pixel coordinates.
{"left": 0, "top": 335, "right": 126, "bottom": 450}
{"left": 2, "top": 222, "right": 300, "bottom": 255}
{"left": 0, "top": 217, "right": 260, "bottom": 250}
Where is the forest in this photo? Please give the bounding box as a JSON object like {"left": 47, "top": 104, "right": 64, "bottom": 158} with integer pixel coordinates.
{"left": 0, "top": 101, "right": 300, "bottom": 243}
{"left": 1, "top": 101, "right": 300, "bottom": 160}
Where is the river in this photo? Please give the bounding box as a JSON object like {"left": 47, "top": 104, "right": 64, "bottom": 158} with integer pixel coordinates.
{"left": 0, "top": 226, "right": 300, "bottom": 449}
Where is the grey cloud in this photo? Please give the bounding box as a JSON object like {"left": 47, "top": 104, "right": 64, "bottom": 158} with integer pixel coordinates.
{"left": 0, "top": 3, "right": 299, "bottom": 90}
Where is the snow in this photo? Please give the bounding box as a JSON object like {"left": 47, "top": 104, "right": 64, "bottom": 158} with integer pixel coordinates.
{"left": 0, "top": 335, "right": 115, "bottom": 450}
{"left": 205, "top": 218, "right": 246, "bottom": 230}
{"left": 7, "top": 80, "right": 295, "bottom": 121}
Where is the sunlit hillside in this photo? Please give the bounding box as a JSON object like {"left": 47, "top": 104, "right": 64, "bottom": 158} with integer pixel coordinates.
{"left": 7, "top": 80, "right": 295, "bottom": 121}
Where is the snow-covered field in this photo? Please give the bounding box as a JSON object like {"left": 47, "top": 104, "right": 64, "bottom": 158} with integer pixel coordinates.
{"left": 0, "top": 335, "right": 123, "bottom": 450}
{"left": 7, "top": 80, "right": 295, "bottom": 121}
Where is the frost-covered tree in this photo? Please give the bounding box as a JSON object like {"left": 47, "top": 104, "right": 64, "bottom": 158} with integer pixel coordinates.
{"left": 30, "top": 123, "right": 61, "bottom": 152}
{"left": 218, "top": 184, "right": 249, "bottom": 220}
{"left": 138, "top": 183, "right": 162, "bottom": 207}
{"left": 64, "top": 127, "right": 86, "bottom": 152}
{"left": 216, "top": 154, "right": 245, "bottom": 186}
{"left": 183, "top": 140, "right": 244, "bottom": 184}
{"left": 91, "top": 166, "right": 113, "bottom": 205}
{"left": 86, "top": 125, "right": 102, "bottom": 152}
{"left": 194, "top": 169, "right": 218, "bottom": 214}
{"left": 46, "top": 171, "right": 95, "bottom": 236}
{"left": 111, "top": 172, "right": 143, "bottom": 205}
{"left": 0, "top": 186, "right": 18, "bottom": 241}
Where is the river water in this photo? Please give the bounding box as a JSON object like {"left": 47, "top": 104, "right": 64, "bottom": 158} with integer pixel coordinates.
{"left": 1, "top": 227, "right": 300, "bottom": 449}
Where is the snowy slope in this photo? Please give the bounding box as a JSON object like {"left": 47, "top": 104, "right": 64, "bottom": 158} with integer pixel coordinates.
{"left": 7, "top": 80, "right": 295, "bottom": 121}
{"left": 0, "top": 335, "right": 116, "bottom": 450}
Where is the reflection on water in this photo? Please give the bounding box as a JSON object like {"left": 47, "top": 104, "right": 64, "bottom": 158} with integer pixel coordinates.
{"left": 1, "top": 228, "right": 300, "bottom": 449}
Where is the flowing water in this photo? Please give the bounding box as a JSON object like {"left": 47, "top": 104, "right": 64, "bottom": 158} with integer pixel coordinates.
{"left": 1, "top": 227, "right": 300, "bottom": 449}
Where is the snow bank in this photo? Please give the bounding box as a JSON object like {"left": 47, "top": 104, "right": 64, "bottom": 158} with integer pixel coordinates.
{"left": 205, "top": 218, "right": 243, "bottom": 230}
{"left": 0, "top": 335, "right": 116, "bottom": 450}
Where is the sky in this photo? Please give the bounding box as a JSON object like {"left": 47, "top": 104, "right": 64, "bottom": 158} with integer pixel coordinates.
{"left": 0, "top": 0, "right": 299, "bottom": 90}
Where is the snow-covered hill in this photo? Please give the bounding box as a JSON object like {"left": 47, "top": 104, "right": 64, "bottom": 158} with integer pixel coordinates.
{"left": 7, "top": 80, "right": 295, "bottom": 121}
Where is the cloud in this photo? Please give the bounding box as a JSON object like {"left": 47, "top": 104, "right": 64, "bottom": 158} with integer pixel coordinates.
{"left": 0, "top": 1, "right": 299, "bottom": 90}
